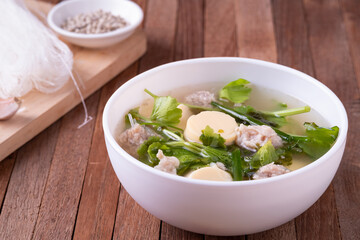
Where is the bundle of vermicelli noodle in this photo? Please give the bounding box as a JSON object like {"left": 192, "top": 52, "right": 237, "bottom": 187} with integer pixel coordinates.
{"left": 0, "top": 0, "right": 73, "bottom": 99}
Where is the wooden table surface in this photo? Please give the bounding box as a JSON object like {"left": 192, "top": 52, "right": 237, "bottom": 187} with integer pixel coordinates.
{"left": 1, "top": 0, "right": 359, "bottom": 239}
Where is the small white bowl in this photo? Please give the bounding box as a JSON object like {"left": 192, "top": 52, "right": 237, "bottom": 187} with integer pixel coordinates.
{"left": 47, "top": 0, "right": 143, "bottom": 48}
{"left": 103, "top": 58, "right": 348, "bottom": 235}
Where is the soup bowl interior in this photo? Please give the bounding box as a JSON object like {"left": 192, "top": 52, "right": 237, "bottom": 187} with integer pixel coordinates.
{"left": 103, "top": 58, "right": 347, "bottom": 236}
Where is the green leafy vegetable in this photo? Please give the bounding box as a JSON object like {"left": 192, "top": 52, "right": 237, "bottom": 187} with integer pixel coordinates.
{"left": 278, "top": 102, "right": 288, "bottom": 109}
{"left": 137, "top": 136, "right": 166, "bottom": 166}
{"left": 235, "top": 105, "right": 286, "bottom": 127}
{"left": 232, "top": 150, "right": 244, "bottom": 181}
{"left": 219, "top": 78, "right": 252, "bottom": 103}
{"left": 261, "top": 106, "right": 310, "bottom": 127}
{"left": 262, "top": 114, "right": 287, "bottom": 128}
{"left": 145, "top": 89, "right": 182, "bottom": 126}
{"left": 130, "top": 82, "right": 340, "bottom": 181}
{"left": 296, "top": 122, "right": 339, "bottom": 159}
{"left": 250, "top": 141, "right": 278, "bottom": 167}
{"left": 147, "top": 142, "right": 171, "bottom": 161}
{"left": 269, "top": 106, "right": 311, "bottom": 117}
{"left": 274, "top": 148, "right": 293, "bottom": 166}
{"left": 183, "top": 103, "right": 213, "bottom": 111}
{"left": 232, "top": 142, "right": 281, "bottom": 180}
{"left": 233, "top": 105, "right": 254, "bottom": 115}
{"left": 212, "top": 101, "right": 293, "bottom": 141}
{"left": 199, "top": 125, "right": 226, "bottom": 149}
{"left": 174, "top": 150, "right": 210, "bottom": 175}
{"left": 235, "top": 105, "right": 310, "bottom": 128}
{"left": 212, "top": 101, "right": 264, "bottom": 125}
{"left": 128, "top": 108, "right": 183, "bottom": 132}
{"left": 162, "top": 129, "right": 233, "bottom": 170}
{"left": 212, "top": 102, "right": 339, "bottom": 160}
{"left": 137, "top": 134, "right": 212, "bottom": 176}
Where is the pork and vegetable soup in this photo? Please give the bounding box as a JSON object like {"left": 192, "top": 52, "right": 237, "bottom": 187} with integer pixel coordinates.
{"left": 117, "top": 79, "right": 339, "bottom": 181}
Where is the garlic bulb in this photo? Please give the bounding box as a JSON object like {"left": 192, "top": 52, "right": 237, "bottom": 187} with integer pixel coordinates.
{"left": 0, "top": 98, "right": 21, "bottom": 120}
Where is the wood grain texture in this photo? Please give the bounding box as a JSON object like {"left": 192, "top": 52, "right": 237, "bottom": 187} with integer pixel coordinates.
{"left": 139, "top": 0, "right": 178, "bottom": 73}
{"left": 303, "top": 0, "right": 360, "bottom": 239}
{"left": 31, "top": 93, "right": 99, "bottom": 240}
{"left": 174, "top": 0, "right": 204, "bottom": 60}
{"left": 161, "top": 223, "right": 203, "bottom": 240}
{"left": 72, "top": 84, "right": 122, "bottom": 239}
{"left": 204, "top": 0, "right": 237, "bottom": 57}
{"left": 341, "top": 0, "right": 360, "bottom": 90}
{"left": 248, "top": 221, "right": 296, "bottom": 240}
{"left": 205, "top": 236, "right": 245, "bottom": 240}
{"left": 0, "top": 0, "right": 359, "bottom": 239}
{"left": 0, "top": 154, "right": 16, "bottom": 211}
{"left": 302, "top": 0, "right": 358, "bottom": 100}
{"left": 235, "top": 0, "right": 277, "bottom": 62}
{"left": 113, "top": 187, "right": 161, "bottom": 240}
{"left": 0, "top": 123, "right": 60, "bottom": 240}
{"left": 272, "top": 0, "right": 342, "bottom": 238}
{"left": 272, "top": 0, "right": 314, "bottom": 75}
{"left": 295, "top": 186, "right": 341, "bottom": 240}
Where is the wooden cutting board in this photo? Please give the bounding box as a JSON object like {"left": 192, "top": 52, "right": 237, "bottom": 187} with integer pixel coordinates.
{"left": 0, "top": 1, "right": 147, "bottom": 161}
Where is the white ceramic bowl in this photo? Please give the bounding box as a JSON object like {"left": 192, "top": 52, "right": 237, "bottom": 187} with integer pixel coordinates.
{"left": 47, "top": 0, "right": 143, "bottom": 48}
{"left": 102, "top": 58, "right": 348, "bottom": 236}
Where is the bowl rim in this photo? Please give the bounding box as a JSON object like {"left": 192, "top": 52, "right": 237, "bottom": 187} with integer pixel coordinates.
{"left": 102, "top": 57, "right": 348, "bottom": 187}
{"left": 47, "top": 0, "right": 144, "bottom": 40}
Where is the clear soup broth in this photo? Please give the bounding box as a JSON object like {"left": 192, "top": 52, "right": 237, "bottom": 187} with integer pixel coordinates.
{"left": 117, "top": 80, "right": 336, "bottom": 180}
{"left": 166, "top": 82, "right": 329, "bottom": 171}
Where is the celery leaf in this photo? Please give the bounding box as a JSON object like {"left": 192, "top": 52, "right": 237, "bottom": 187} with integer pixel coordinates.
{"left": 219, "top": 78, "right": 252, "bottom": 103}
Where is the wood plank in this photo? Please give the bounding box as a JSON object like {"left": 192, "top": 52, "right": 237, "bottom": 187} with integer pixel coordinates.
{"left": 0, "top": 122, "right": 60, "bottom": 240}
{"left": 341, "top": 0, "right": 360, "bottom": 89}
{"left": 161, "top": 223, "right": 203, "bottom": 240}
{"left": 235, "top": 0, "right": 277, "bottom": 62}
{"left": 302, "top": 0, "right": 360, "bottom": 239}
{"left": 139, "top": 0, "right": 178, "bottom": 73}
{"left": 295, "top": 185, "right": 340, "bottom": 239}
{"left": 0, "top": 154, "right": 16, "bottom": 211}
{"left": 272, "top": 0, "right": 314, "bottom": 75}
{"left": 302, "top": 0, "right": 358, "bottom": 99}
{"left": 205, "top": 236, "right": 245, "bottom": 240}
{"left": 174, "top": 0, "right": 204, "bottom": 60}
{"left": 72, "top": 92, "right": 120, "bottom": 239}
{"left": 31, "top": 93, "right": 99, "bottom": 239}
{"left": 0, "top": 0, "right": 147, "bottom": 162}
{"left": 113, "top": 188, "right": 160, "bottom": 240}
{"left": 204, "top": 0, "right": 237, "bottom": 57}
{"left": 73, "top": 63, "right": 142, "bottom": 240}
{"left": 248, "top": 221, "right": 296, "bottom": 240}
